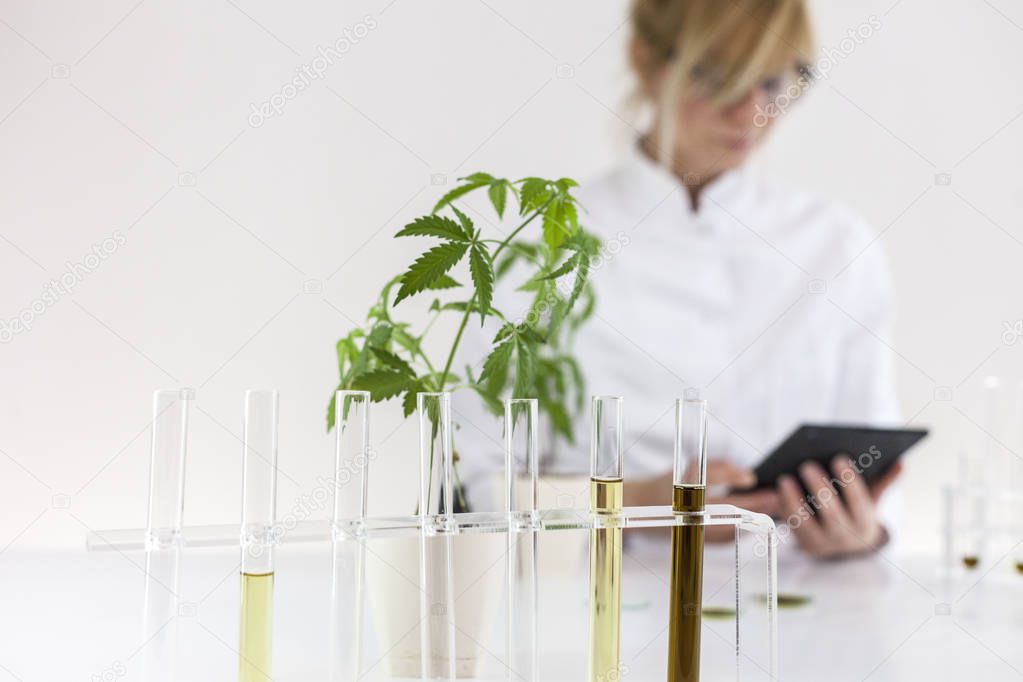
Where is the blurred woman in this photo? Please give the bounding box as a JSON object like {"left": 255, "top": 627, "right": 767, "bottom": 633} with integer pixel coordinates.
{"left": 462, "top": 0, "right": 902, "bottom": 559}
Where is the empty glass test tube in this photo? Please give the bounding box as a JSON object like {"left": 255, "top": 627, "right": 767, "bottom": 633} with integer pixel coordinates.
{"left": 417, "top": 392, "right": 457, "bottom": 680}
{"left": 142, "top": 388, "right": 193, "bottom": 682}
{"left": 505, "top": 398, "right": 539, "bottom": 682}
{"left": 329, "top": 390, "right": 370, "bottom": 682}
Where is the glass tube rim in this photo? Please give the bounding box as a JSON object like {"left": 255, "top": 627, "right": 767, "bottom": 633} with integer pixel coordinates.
{"left": 154, "top": 387, "right": 195, "bottom": 401}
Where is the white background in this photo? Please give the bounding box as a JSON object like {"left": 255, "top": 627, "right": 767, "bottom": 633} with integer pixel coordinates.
{"left": 1, "top": 0, "right": 1022, "bottom": 555}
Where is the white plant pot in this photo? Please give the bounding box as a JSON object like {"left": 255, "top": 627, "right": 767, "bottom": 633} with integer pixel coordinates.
{"left": 365, "top": 532, "right": 504, "bottom": 678}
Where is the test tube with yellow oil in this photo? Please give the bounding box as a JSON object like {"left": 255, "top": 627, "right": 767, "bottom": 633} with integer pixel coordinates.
{"left": 667, "top": 398, "right": 708, "bottom": 682}
{"left": 238, "top": 389, "right": 279, "bottom": 682}
{"left": 588, "top": 395, "right": 624, "bottom": 682}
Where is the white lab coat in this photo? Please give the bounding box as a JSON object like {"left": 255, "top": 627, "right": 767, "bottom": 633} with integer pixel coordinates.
{"left": 452, "top": 143, "right": 901, "bottom": 542}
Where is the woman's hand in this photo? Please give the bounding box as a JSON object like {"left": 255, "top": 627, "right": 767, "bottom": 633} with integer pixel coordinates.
{"left": 699, "top": 460, "right": 778, "bottom": 542}
{"left": 703, "top": 460, "right": 781, "bottom": 517}
{"left": 777, "top": 455, "right": 902, "bottom": 559}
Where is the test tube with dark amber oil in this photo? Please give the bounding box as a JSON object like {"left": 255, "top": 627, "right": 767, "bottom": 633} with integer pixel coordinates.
{"left": 588, "top": 396, "right": 624, "bottom": 682}
{"left": 667, "top": 398, "right": 708, "bottom": 682}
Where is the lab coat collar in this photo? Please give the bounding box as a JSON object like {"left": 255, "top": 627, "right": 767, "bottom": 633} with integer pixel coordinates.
{"left": 622, "top": 140, "right": 747, "bottom": 232}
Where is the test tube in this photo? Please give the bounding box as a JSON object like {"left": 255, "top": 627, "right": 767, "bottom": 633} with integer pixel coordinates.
{"left": 238, "top": 389, "right": 278, "bottom": 682}
{"left": 957, "top": 446, "right": 986, "bottom": 570}
{"left": 983, "top": 376, "right": 1010, "bottom": 520}
{"left": 667, "top": 398, "right": 708, "bottom": 682}
{"left": 504, "top": 398, "right": 539, "bottom": 682}
{"left": 142, "top": 388, "right": 193, "bottom": 682}
{"left": 417, "top": 392, "right": 457, "bottom": 680}
{"left": 588, "top": 396, "right": 623, "bottom": 682}
{"left": 1015, "top": 380, "right": 1023, "bottom": 576}
{"left": 329, "top": 391, "right": 370, "bottom": 682}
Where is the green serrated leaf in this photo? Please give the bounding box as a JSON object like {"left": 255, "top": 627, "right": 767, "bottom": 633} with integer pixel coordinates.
{"left": 394, "top": 241, "right": 469, "bottom": 306}
{"left": 351, "top": 343, "right": 372, "bottom": 377}
{"left": 518, "top": 324, "right": 545, "bottom": 345}
{"left": 561, "top": 230, "right": 597, "bottom": 255}
{"left": 468, "top": 245, "right": 494, "bottom": 326}
{"left": 517, "top": 278, "right": 543, "bottom": 293}
{"left": 402, "top": 381, "right": 422, "bottom": 418}
{"left": 395, "top": 215, "right": 469, "bottom": 242}
{"left": 461, "top": 172, "right": 495, "bottom": 184}
{"left": 450, "top": 205, "right": 475, "bottom": 238}
{"left": 573, "top": 288, "right": 596, "bottom": 328}
{"left": 544, "top": 357, "right": 566, "bottom": 395}
{"left": 426, "top": 274, "right": 461, "bottom": 290}
{"left": 434, "top": 300, "right": 494, "bottom": 318}
{"left": 480, "top": 339, "right": 513, "bottom": 394}
{"left": 370, "top": 346, "right": 415, "bottom": 376}
{"left": 326, "top": 385, "right": 341, "bottom": 431}
{"left": 561, "top": 199, "right": 579, "bottom": 234}
{"left": 367, "top": 323, "right": 392, "bottom": 347}
{"left": 494, "top": 251, "right": 517, "bottom": 279}
{"left": 335, "top": 338, "right": 351, "bottom": 378}
{"left": 562, "top": 355, "right": 586, "bottom": 411}
{"left": 567, "top": 251, "right": 589, "bottom": 312}
{"left": 512, "top": 338, "right": 537, "bottom": 398}
{"left": 547, "top": 299, "right": 567, "bottom": 337}
{"left": 547, "top": 401, "right": 573, "bottom": 442}
{"left": 432, "top": 181, "right": 488, "bottom": 214}
{"left": 352, "top": 369, "right": 413, "bottom": 402}
{"left": 488, "top": 181, "right": 507, "bottom": 218}
{"left": 519, "top": 178, "right": 551, "bottom": 215}
{"left": 391, "top": 326, "right": 420, "bottom": 356}
{"left": 543, "top": 212, "right": 567, "bottom": 250}
{"left": 539, "top": 257, "right": 575, "bottom": 281}
{"left": 470, "top": 383, "right": 503, "bottom": 416}
{"left": 493, "top": 324, "right": 515, "bottom": 344}
{"left": 541, "top": 196, "right": 576, "bottom": 250}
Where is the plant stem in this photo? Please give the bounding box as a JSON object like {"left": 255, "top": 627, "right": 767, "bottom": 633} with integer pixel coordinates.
{"left": 436, "top": 201, "right": 552, "bottom": 390}
{"left": 420, "top": 196, "right": 554, "bottom": 516}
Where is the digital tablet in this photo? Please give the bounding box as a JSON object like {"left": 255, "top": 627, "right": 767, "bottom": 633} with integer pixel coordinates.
{"left": 751, "top": 424, "right": 928, "bottom": 490}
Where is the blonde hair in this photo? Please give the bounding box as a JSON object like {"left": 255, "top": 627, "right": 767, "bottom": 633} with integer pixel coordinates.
{"left": 630, "top": 0, "right": 814, "bottom": 163}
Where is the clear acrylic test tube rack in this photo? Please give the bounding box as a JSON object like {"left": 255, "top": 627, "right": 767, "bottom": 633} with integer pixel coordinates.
{"left": 87, "top": 389, "right": 780, "bottom": 682}
{"left": 941, "top": 376, "right": 1023, "bottom": 579}
{"left": 941, "top": 483, "right": 1023, "bottom": 577}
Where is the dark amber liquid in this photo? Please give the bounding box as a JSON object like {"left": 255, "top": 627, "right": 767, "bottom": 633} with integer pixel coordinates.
{"left": 961, "top": 555, "right": 980, "bottom": 570}
{"left": 668, "top": 485, "right": 705, "bottom": 682}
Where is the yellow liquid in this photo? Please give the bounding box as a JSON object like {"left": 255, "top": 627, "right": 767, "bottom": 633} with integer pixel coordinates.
{"left": 588, "top": 477, "right": 623, "bottom": 682}
{"left": 961, "top": 555, "right": 980, "bottom": 570}
{"left": 239, "top": 572, "right": 274, "bottom": 682}
{"left": 668, "top": 485, "right": 705, "bottom": 682}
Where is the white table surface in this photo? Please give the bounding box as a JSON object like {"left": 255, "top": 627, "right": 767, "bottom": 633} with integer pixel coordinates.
{"left": 1, "top": 539, "right": 1021, "bottom": 681}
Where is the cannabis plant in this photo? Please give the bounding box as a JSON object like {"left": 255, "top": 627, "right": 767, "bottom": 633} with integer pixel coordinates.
{"left": 327, "top": 173, "right": 598, "bottom": 509}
